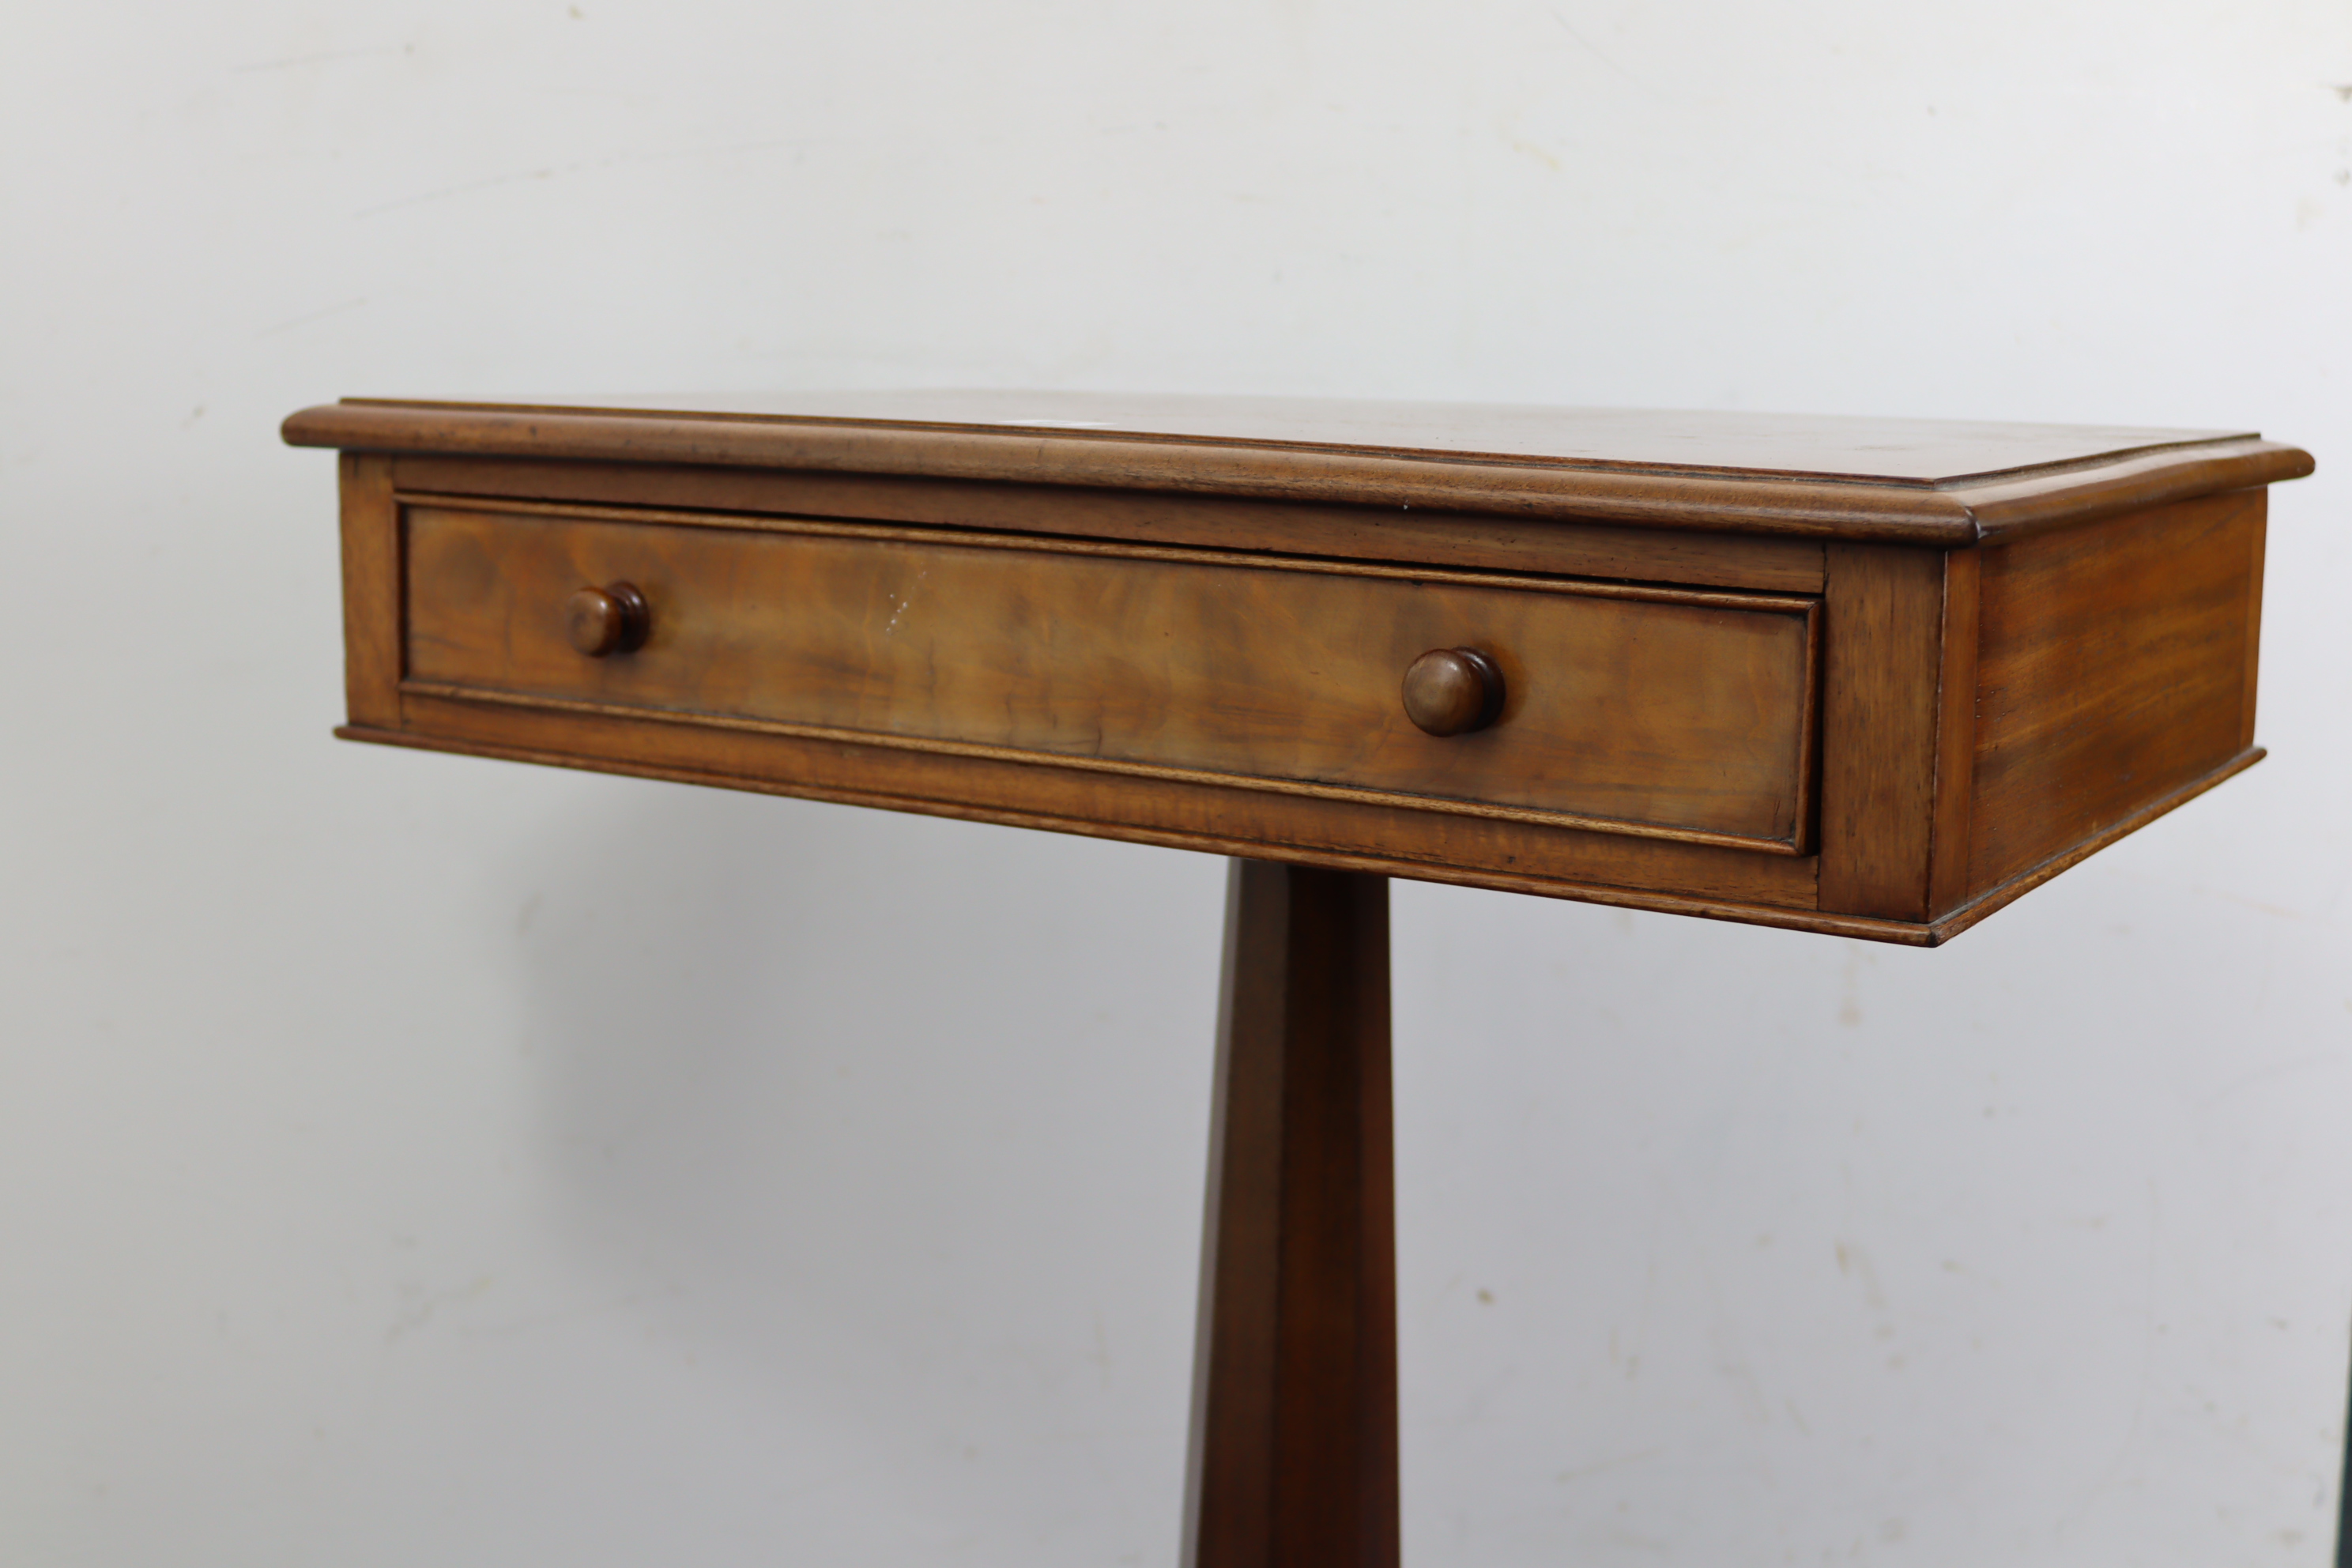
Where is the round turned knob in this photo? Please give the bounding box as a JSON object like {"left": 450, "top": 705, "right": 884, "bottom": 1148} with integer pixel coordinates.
{"left": 565, "top": 582, "right": 650, "bottom": 658}
{"left": 1402, "top": 647, "right": 1505, "bottom": 737}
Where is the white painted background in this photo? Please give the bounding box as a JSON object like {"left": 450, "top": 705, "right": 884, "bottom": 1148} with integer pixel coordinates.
{"left": 4, "top": 2, "right": 2350, "bottom": 1562}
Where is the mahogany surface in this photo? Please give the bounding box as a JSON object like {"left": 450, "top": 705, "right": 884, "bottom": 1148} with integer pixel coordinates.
{"left": 1966, "top": 490, "right": 2266, "bottom": 898}
{"left": 1400, "top": 648, "right": 1506, "bottom": 738}
{"left": 383, "top": 454, "right": 1834, "bottom": 593}
{"left": 291, "top": 390, "right": 2311, "bottom": 1564}
{"left": 1185, "top": 861, "right": 1396, "bottom": 1568}
{"left": 402, "top": 500, "right": 1819, "bottom": 852}
{"left": 296, "top": 394, "right": 2305, "bottom": 945}
{"left": 288, "top": 394, "right": 2311, "bottom": 545}
{"left": 305, "top": 389, "right": 2255, "bottom": 477}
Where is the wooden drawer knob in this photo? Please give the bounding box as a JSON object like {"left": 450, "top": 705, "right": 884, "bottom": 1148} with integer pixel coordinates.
{"left": 1402, "top": 647, "right": 1504, "bottom": 736}
{"left": 566, "top": 582, "right": 650, "bottom": 657}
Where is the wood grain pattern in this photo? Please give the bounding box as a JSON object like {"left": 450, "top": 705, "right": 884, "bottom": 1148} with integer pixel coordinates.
{"left": 1184, "top": 861, "right": 1396, "bottom": 1568}
{"left": 1928, "top": 548, "right": 1981, "bottom": 918}
{"left": 285, "top": 399, "right": 2309, "bottom": 544}
{"left": 563, "top": 582, "right": 648, "bottom": 657}
{"left": 288, "top": 391, "right": 2310, "bottom": 1568}
{"left": 290, "top": 392, "right": 2308, "bottom": 945}
{"left": 337, "top": 453, "right": 401, "bottom": 727}
{"left": 1400, "top": 648, "right": 1504, "bottom": 737}
{"left": 2241, "top": 507, "right": 2267, "bottom": 752}
{"left": 1932, "top": 747, "right": 2262, "bottom": 943}
{"left": 1818, "top": 544, "right": 1948, "bottom": 920}
{"left": 390, "top": 458, "right": 1832, "bottom": 594}
{"left": 280, "top": 399, "right": 2314, "bottom": 545}
{"left": 1958, "top": 443, "right": 2308, "bottom": 543}
{"left": 1967, "top": 492, "right": 2264, "bottom": 896}
{"left": 337, "top": 716, "right": 2262, "bottom": 948}
{"left": 381, "top": 689, "right": 1821, "bottom": 909}
{"left": 403, "top": 503, "right": 1822, "bottom": 850}
{"left": 322, "top": 390, "right": 2257, "bottom": 480}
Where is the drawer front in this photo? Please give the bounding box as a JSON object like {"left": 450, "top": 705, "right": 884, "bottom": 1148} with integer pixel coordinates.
{"left": 403, "top": 502, "right": 1820, "bottom": 851}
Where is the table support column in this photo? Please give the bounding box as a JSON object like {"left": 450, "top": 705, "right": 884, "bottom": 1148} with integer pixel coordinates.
{"left": 1182, "top": 860, "right": 1399, "bottom": 1568}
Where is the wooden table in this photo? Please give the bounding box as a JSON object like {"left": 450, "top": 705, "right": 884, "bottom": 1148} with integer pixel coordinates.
{"left": 286, "top": 391, "right": 2311, "bottom": 1566}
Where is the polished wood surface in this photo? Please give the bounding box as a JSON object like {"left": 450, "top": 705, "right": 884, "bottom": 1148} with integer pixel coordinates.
{"left": 1817, "top": 544, "right": 1952, "bottom": 922}
{"left": 1400, "top": 648, "right": 1505, "bottom": 737}
{"left": 1185, "top": 861, "right": 1396, "bottom": 1568}
{"left": 368, "top": 688, "right": 1823, "bottom": 910}
{"left": 563, "top": 582, "right": 649, "bottom": 658}
{"left": 296, "top": 390, "right": 2310, "bottom": 1568}
{"left": 336, "top": 453, "right": 400, "bottom": 731}
{"left": 286, "top": 395, "right": 2312, "bottom": 545}
{"left": 341, "top": 707, "right": 2260, "bottom": 951}
{"left": 300, "top": 390, "right": 2310, "bottom": 945}
{"left": 404, "top": 500, "right": 1821, "bottom": 851}
{"left": 388, "top": 455, "right": 1833, "bottom": 593}
{"left": 1927, "top": 547, "right": 1982, "bottom": 918}
{"left": 292, "top": 388, "right": 2260, "bottom": 481}
{"left": 1966, "top": 490, "right": 2264, "bottom": 900}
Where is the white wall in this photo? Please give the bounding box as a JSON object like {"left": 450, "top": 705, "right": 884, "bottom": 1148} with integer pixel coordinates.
{"left": 4, "top": 2, "right": 2350, "bottom": 1562}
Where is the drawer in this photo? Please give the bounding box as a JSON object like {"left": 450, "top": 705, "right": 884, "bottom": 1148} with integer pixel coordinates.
{"left": 401, "top": 501, "right": 1822, "bottom": 853}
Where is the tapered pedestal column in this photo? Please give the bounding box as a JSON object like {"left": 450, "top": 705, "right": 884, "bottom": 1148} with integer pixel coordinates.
{"left": 1182, "top": 861, "right": 1399, "bottom": 1568}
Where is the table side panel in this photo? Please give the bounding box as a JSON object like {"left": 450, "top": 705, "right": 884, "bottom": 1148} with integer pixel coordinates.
{"left": 1966, "top": 490, "right": 2264, "bottom": 898}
